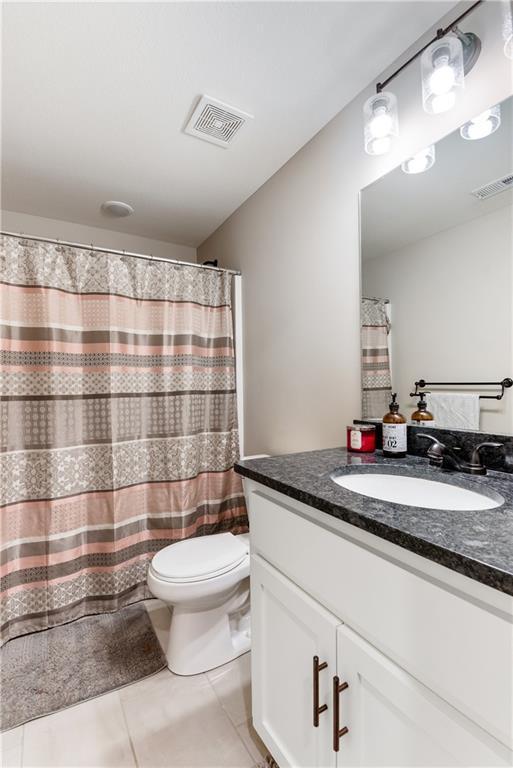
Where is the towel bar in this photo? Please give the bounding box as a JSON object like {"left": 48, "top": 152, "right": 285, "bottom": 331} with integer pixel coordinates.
{"left": 410, "top": 378, "right": 513, "bottom": 401}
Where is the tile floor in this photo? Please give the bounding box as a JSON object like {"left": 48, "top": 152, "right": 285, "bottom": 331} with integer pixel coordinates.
{"left": 0, "top": 600, "right": 268, "bottom": 768}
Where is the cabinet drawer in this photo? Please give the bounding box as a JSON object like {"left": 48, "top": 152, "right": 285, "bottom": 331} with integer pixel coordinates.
{"left": 248, "top": 485, "right": 513, "bottom": 749}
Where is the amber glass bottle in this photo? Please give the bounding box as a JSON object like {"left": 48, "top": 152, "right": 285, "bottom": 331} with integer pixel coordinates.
{"left": 382, "top": 393, "right": 407, "bottom": 458}
{"left": 411, "top": 393, "right": 435, "bottom": 427}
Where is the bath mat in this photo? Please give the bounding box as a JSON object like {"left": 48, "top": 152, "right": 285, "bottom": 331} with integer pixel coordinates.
{"left": 0, "top": 603, "right": 166, "bottom": 731}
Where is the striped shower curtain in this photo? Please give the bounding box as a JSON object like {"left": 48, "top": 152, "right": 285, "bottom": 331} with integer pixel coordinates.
{"left": 361, "top": 298, "right": 392, "bottom": 419}
{"left": 0, "top": 234, "right": 247, "bottom": 645}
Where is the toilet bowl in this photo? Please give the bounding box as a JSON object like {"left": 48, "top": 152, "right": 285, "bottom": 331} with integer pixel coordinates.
{"left": 147, "top": 532, "right": 250, "bottom": 675}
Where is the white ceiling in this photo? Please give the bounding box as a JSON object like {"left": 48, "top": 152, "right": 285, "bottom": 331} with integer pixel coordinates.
{"left": 361, "top": 95, "right": 513, "bottom": 261}
{"left": 2, "top": 1, "right": 457, "bottom": 247}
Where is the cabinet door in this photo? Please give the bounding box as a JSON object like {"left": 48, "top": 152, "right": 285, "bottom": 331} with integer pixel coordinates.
{"left": 335, "top": 624, "right": 511, "bottom": 767}
{"left": 251, "top": 554, "right": 341, "bottom": 768}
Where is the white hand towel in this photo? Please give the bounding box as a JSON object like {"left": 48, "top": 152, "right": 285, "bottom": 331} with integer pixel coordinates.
{"left": 425, "top": 393, "right": 480, "bottom": 430}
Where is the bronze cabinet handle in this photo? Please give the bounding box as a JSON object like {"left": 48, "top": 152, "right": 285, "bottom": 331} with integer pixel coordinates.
{"left": 312, "top": 656, "right": 328, "bottom": 727}
{"left": 332, "top": 675, "right": 349, "bottom": 751}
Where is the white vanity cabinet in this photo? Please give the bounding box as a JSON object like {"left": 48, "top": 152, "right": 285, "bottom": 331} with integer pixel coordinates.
{"left": 334, "top": 623, "right": 507, "bottom": 767}
{"left": 246, "top": 480, "right": 513, "bottom": 768}
{"left": 251, "top": 555, "right": 339, "bottom": 768}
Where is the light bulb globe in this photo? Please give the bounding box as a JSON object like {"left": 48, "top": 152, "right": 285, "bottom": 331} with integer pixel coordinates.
{"left": 431, "top": 92, "right": 457, "bottom": 114}
{"left": 363, "top": 92, "right": 398, "bottom": 155}
{"left": 505, "top": 34, "right": 513, "bottom": 59}
{"left": 429, "top": 62, "right": 456, "bottom": 95}
{"left": 421, "top": 36, "right": 464, "bottom": 114}
{"left": 369, "top": 136, "right": 392, "bottom": 156}
{"left": 369, "top": 110, "right": 393, "bottom": 139}
{"left": 401, "top": 145, "right": 436, "bottom": 175}
{"left": 460, "top": 104, "right": 501, "bottom": 140}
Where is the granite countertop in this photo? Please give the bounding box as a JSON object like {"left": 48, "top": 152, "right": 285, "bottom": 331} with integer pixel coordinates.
{"left": 235, "top": 448, "right": 513, "bottom": 596}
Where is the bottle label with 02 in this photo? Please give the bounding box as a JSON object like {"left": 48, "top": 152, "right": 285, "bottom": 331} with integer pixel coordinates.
{"left": 383, "top": 423, "right": 407, "bottom": 453}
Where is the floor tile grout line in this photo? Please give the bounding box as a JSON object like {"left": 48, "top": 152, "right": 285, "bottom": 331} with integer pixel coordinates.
{"left": 204, "top": 667, "right": 242, "bottom": 725}
{"left": 204, "top": 672, "right": 256, "bottom": 766}
{"left": 152, "top": 600, "right": 256, "bottom": 764}
{"left": 206, "top": 653, "right": 252, "bottom": 718}
{"left": 237, "top": 717, "right": 270, "bottom": 768}
{"left": 145, "top": 596, "right": 252, "bottom": 747}
{"left": 117, "top": 691, "right": 139, "bottom": 768}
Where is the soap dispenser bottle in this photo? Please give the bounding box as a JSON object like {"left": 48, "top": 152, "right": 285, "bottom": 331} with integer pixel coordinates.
{"left": 382, "top": 393, "right": 407, "bottom": 458}
{"left": 411, "top": 393, "right": 435, "bottom": 427}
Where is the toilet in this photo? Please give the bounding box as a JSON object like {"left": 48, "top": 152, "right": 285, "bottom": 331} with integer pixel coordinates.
{"left": 147, "top": 532, "right": 250, "bottom": 675}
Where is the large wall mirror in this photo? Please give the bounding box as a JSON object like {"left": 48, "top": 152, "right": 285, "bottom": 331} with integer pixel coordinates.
{"left": 360, "top": 95, "right": 513, "bottom": 434}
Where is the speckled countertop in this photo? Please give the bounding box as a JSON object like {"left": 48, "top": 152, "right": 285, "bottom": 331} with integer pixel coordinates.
{"left": 235, "top": 448, "right": 513, "bottom": 595}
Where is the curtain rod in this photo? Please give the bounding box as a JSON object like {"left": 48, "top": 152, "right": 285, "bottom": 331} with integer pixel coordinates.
{"left": 362, "top": 296, "right": 390, "bottom": 304}
{"left": 0, "top": 231, "right": 241, "bottom": 276}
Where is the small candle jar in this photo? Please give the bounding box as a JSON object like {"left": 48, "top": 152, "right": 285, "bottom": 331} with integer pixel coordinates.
{"left": 347, "top": 424, "right": 376, "bottom": 453}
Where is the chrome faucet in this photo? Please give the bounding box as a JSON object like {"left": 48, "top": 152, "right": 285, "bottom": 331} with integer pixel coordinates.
{"left": 417, "top": 434, "right": 503, "bottom": 476}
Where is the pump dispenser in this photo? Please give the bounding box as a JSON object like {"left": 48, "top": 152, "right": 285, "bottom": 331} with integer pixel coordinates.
{"left": 411, "top": 393, "right": 435, "bottom": 427}
{"left": 382, "top": 393, "right": 407, "bottom": 458}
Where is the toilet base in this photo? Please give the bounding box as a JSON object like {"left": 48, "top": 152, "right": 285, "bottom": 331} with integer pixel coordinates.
{"left": 166, "top": 580, "right": 250, "bottom": 675}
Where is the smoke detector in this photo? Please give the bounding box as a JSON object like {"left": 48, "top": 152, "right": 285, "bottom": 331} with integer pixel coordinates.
{"left": 101, "top": 201, "right": 134, "bottom": 218}
{"left": 184, "top": 95, "right": 253, "bottom": 148}
{"left": 471, "top": 174, "right": 513, "bottom": 200}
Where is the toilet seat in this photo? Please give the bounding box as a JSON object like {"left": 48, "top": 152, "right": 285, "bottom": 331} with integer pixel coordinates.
{"left": 150, "top": 532, "right": 249, "bottom": 584}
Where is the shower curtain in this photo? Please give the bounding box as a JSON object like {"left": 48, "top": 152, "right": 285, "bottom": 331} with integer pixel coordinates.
{"left": 361, "top": 298, "right": 392, "bottom": 419}
{"left": 0, "top": 234, "right": 247, "bottom": 645}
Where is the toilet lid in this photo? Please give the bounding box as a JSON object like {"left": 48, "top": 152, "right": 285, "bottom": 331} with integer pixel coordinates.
{"left": 151, "top": 532, "right": 249, "bottom": 583}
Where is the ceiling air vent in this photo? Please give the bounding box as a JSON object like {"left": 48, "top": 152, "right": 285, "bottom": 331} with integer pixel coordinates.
{"left": 471, "top": 174, "right": 513, "bottom": 200}
{"left": 184, "top": 95, "right": 253, "bottom": 148}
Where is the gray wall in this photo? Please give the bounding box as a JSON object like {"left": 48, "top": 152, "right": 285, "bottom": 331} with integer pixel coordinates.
{"left": 1, "top": 210, "right": 197, "bottom": 262}
{"left": 198, "top": 2, "right": 513, "bottom": 456}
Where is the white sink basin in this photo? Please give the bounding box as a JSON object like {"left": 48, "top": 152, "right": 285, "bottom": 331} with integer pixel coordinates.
{"left": 332, "top": 473, "right": 503, "bottom": 511}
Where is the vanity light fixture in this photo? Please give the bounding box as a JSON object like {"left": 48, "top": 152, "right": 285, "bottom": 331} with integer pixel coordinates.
{"left": 401, "top": 145, "right": 435, "bottom": 174}
{"left": 421, "top": 28, "right": 481, "bottom": 114}
{"left": 421, "top": 36, "right": 464, "bottom": 114}
{"left": 460, "top": 104, "right": 501, "bottom": 140}
{"left": 363, "top": 92, "right": 399, "bottom": 156}
{"left": 362, "top": 0, "right": 483, "bottom": 154}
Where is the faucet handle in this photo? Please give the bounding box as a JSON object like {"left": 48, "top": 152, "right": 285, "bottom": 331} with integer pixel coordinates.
{"left": 417, "top": 433, "right": 445, "bottom": 449}
{"left": 417, "top": 434, "right": 445, "bottom": 463}
{"left": 417, "top": 434, "right": 461, "bottom": 449}
{"left": 469, "top": 442, "right": 504, "bottom": 469}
